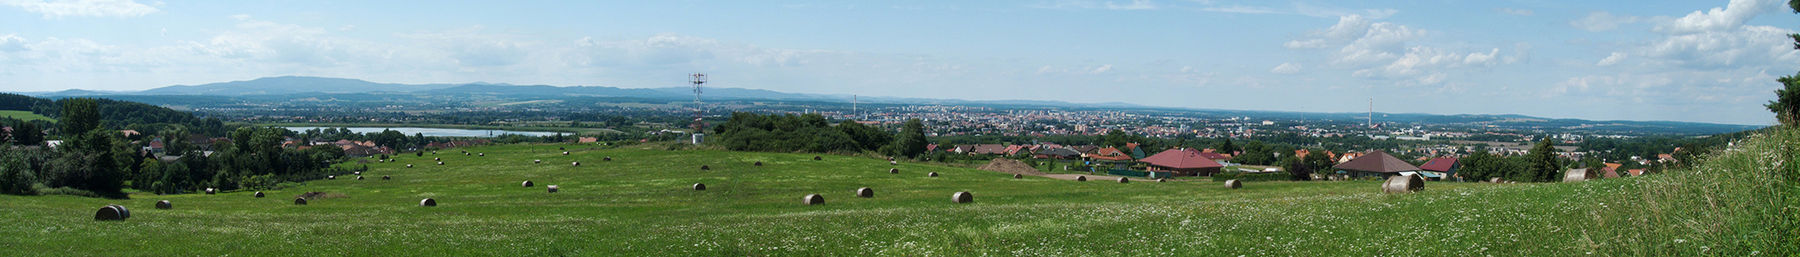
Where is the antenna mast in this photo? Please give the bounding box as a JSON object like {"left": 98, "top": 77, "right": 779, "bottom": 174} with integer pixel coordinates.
{"left": 690, "top": 73, "right": 707, "bottom": 134}
{"left": 1367, "top": 97, "right": 1374, "bottom": 129}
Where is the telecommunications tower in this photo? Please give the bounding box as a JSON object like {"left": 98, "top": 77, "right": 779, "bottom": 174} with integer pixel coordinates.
{"left": 690, "top": 73, "right": 707, "bottom": 144}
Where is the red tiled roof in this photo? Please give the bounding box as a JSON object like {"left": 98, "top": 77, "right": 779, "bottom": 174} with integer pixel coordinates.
{"left": 1419, "top": 157, "right": 1457, "bottom": 172}
{"left": 1089, "top": 147, "right": 1133, "bottom": 161}
{"left": 1140, "top": 148, "right": 1224, "bottom": 169}
{"left": 1196, "top": 152, "right": 1233, "bottom": 161}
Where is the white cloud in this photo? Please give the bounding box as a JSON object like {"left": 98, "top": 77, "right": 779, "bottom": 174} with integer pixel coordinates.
{"left": 1282, "top": 14, "right": 1508, "bottom": 87}
{"left": 0, "top": 34, "right": 26, "bottom": 52}
{"left": 1269, "top": 62, "right": 1302, "bottom": 74}
{"left": 1596, "top": 52, "right": 1627, "bottom": 66}
{"left": 1497, "top": 8, "right": 1533, "bottom": 16}
{"left": 0, "top": 0, "right": 158, "bottom": 18}
{"left": 1200, "top": 5, "right": 1280, "bottom": 15}
{"left": 1283, "top": 39, "right": 1327, "bottom": 49}
{"left": 1570, "top": 12, "right": 1639, "bottom": 32}
{"left": 1655, "top": 0, "right": 1780, "bottom": 34}
{"left": 1090, "top": 64, "right": 1113, "bottom": 74}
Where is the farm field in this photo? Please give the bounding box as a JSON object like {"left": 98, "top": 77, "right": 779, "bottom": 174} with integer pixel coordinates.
{"left": 0, "top": 110, "right": 53, "bottom": 122}
{"left": 0, "top": 136, "right": 1791, "bottom": 256}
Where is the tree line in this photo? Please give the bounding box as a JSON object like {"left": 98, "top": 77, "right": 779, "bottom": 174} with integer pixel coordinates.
{"left": 711, "top": 112, "right": 927, "bottom": 158}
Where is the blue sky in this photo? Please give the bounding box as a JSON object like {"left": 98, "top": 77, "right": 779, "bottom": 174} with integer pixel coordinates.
{"left": 1, "top": 0, "right": 1797, "bottom": 125}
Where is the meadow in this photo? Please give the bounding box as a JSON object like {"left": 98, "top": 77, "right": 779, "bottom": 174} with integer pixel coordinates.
{"left": 0, "top": 110, "right": 53, "bottom": 123}
{"left": 0, "top": 131, "right": 1792, "bottom": 256}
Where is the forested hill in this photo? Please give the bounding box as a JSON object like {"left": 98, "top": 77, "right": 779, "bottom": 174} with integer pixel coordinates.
{"left": 0, "top": 93, "right": 225, "bottom": 136}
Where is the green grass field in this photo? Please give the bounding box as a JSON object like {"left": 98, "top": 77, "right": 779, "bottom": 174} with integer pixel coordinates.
{"left": 0, "top": 132, "right": 1793, "bottom": 256}
{"left": 0, "top": 110, "right": 54, "bottom": 122}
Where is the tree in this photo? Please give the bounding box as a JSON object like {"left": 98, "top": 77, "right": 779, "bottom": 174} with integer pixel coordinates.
{"left": 888, "top": 118, "right": 930, "bottom": 158}
{"left": 1216, "top": 138, "right": 1239, "bottom": 155}
{"left": 1523, "top": 138, "right": 1562, "bottom": 182}
{"left": 0, "top": 152, "right": 37, "bottom": 195}
{"left": 1280, "top": 156, "right": 1310, "bottom": 180}
{"left": 1769, "top": 71, "right": 1800, "bottom": 126}
{"left": 10, "top": 122, "right": 43, "bottom": 146}
{"left": 59, "top": 98, "right": 101, "bottom": 136}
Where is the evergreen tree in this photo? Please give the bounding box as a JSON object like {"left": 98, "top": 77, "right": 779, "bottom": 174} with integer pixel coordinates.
{"left": 1216, "top": 138, "right": 1238, "bottom": 154}
{"left": 890, "top": 118, "right": 929, "bottom": 158}
{"left": 59, "top": 98, "right": 101, "bottom": 136}
{"left": 1769, "top": 71, "right": 1800, "bottom": 126}
{"left": 1524, "top": 138, "right": 1562, "bottom": 182}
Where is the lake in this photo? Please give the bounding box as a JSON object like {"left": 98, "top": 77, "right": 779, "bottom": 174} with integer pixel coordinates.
{"left": 281, "top": 127, "right": 565, "bottom": 137}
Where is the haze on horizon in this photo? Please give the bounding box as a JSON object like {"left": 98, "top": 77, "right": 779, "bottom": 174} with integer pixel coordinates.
{"left": 1, "top": 0, "right": 1796, "bottom": 126}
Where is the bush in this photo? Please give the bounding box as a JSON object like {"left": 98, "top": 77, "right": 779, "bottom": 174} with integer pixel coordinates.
{"left": 239, "top": 174, "right": 282, "bottom": 191}
{"left": 1210, "top": 171, "right": 1292, "bottom": 182}
{"left": 34, "top": 185, "right": 98, "bottom": 197}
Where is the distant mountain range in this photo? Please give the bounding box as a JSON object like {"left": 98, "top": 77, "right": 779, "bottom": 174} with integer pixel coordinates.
{"left": 10, "top": 76, "right": 1768, "bottom": 134}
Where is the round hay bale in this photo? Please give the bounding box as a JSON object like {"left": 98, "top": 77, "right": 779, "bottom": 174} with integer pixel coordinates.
{"left": 1382, "top": 174, "right": 1425, "bottom": 194}
{"left": 406, "top": 164, "right": 413, "bottom": 168}
{"left": 354, "top": 171, "right": 361, "bottom": 175}
{"left": 293, "top": 198, "right": 308, "bottom": 205}
{"left": 478, "top": 153, "right": 484, "bottom": 157}
{"left": 813, "top": 156, "right": 822, "bottom": 161}
{"left": 952, "top": 191, "right": 973, "bottom": 203}
{"left": 1157, "top": 178, "right": 1168, "bottom": 182}
{"left": 571, "top": 161, "right": 580, "bottom": 167}
{"left": 700, "top": 165, "right": 710, "bottom": 170}
{"left": 464, "top": 153, "right": 470, "bottom": 156}
{"left": 534, "top": 159, "right": 541, "bottom": 164}
{"left": 856, "top": 187, "right": 873, "bottom": 198}
{"left": 754, "top": 161, "right": 763, "bottom": 166}
{"left": 328, "top": 175, "right": 336, "bottom": 180}
{"left": 890, "top": 161, "right": 898, "bottom": 165}
{"left": 888, "top": 157, "right": 895, "bottom": 161}
{"left": 1013, "top": 174, "right": 1023, "bottom": 179}
{"left": 437, "top": 161, "right": 444, "bottom": 165}
{"left": 155, "top": 200, "right": 172, "bottom": 209}
{"left": 1076, "top": 176, "right": 1087, "bottom": 182}
{"left": 419, "top": 198, "right": 437, "bottom": 207}
{"left": 1488, "top": 177, "right": 1504, "bottom": 183}
{"left": 1117, "top": 177, "right": 1130, "bottom": 183}
{"left": 547, "top": 185, "right": 559, "bottom": 193}
{"left": 692, "top": 183, "right": 706, "bottom": 191}
{"left": 803, "top": 194, "right": 824, "bottom": 205}
{"left": 95, "top": 205, "right": 128, "bottom": 221}
{"left": 562, "top": 151, "right": 570, "bottom": 155}
{"left": 356, "top": 176, "right": 364, "bottom": 180}
{"left": 1224, "top": 180, "right": 1243, "bottom": 189}
{"left": 205, "top": 188, "right": 216, "bottom": 194}
{"left": 603, "top": 157, "right": 612, "bottom": 161}
{"left": 928, "top": 172, "right": 939, "bottom": 177}
{"left": 559, "top": 147, "right": 565, "bottom": 150}
{"left": 254, "top": 191, "right": 265, "bottom": 198}
{"left": 522, "top": 181, "right": 534, "bottom": 187}
{"left": 382, "top": 175, "right": 390, "bottom": 180}
{"left": 889, "top": 168, "right": 899, "bottom": 174}
{"left": 1563, "top": 168, "right": 1596, "bottom": 182}
{"left": 434, "top": 157, "right": 441, "bottom": 161}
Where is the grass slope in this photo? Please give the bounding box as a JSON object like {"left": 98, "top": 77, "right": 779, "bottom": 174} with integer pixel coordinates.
{"left": 0, "top": 134, "right": 1794, "bottom": 256}
{"left": 0, "top": 110, "right": 54, "bottom": 122}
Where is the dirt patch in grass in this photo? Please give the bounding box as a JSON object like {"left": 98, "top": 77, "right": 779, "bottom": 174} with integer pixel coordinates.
{"left": 977, "top": 158, "right": 1046, "bottom": 176}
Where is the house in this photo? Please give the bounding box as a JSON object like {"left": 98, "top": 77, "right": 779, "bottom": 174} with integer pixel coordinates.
{"left": 1196, "top": 152, "right": 1233, "bottom": 162}
{"left": 1602, "top": 163, "right": 1623, "bottom": 178}
{"left": 1418, "top": 157, "right": 1458, "bottom": 181}
{"left": 1087, "top": 147, "right": 1135, "bottom": 170}
{"left": 1331, "top": 151, "right": 1421, "bottom": 178}
{"left": 1627, "top": 169, "right": 1646, "bottom": 176}
{"left": 1004, "top": 145, "right": 1030, "bottom": 156}
{"left": 578, "top": 137, "right": 599, "bottom": 143}
{"left": 1070, "top": 145, "right": 1100, "bottom": 155}
{"left": 1139, "top": 148, "right": 1225, "bottom": 177}
{"left": 120, "top": 130, "right": 141, "bottom": 138}
{"left": 1035, "top": 148, "right": 1082, "bottom": 159}
{"left": 1657, "top": 154, "right": 1677, "bottom": 163}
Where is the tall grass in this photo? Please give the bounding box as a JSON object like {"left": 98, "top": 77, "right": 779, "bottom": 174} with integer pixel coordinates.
{"left": 1588, "top": 127, "right": 1798, "bottom": 256}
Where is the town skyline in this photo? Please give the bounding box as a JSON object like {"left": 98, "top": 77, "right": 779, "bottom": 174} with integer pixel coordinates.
{"left": 3, "top": 0, "right": 1798, "bottom": 125}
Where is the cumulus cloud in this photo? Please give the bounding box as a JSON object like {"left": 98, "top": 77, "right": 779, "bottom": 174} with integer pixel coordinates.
{"left": 0, "top": 34, "right": 26, "bottom": 52}
{"left": 1654, "top": 0, "right": 1780, "bottom": 34}
{"left": 1570, "top": 12, "right": 1639, "bottom": 32}
{"left": 0, "top": 0, "right": 158, "bottom": 18}
{"left": 1282, "top": 14, "right": 1508, "bottom": 86}
{"left": 1269, "top": 62, "right": 1302, "bottom": 74}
